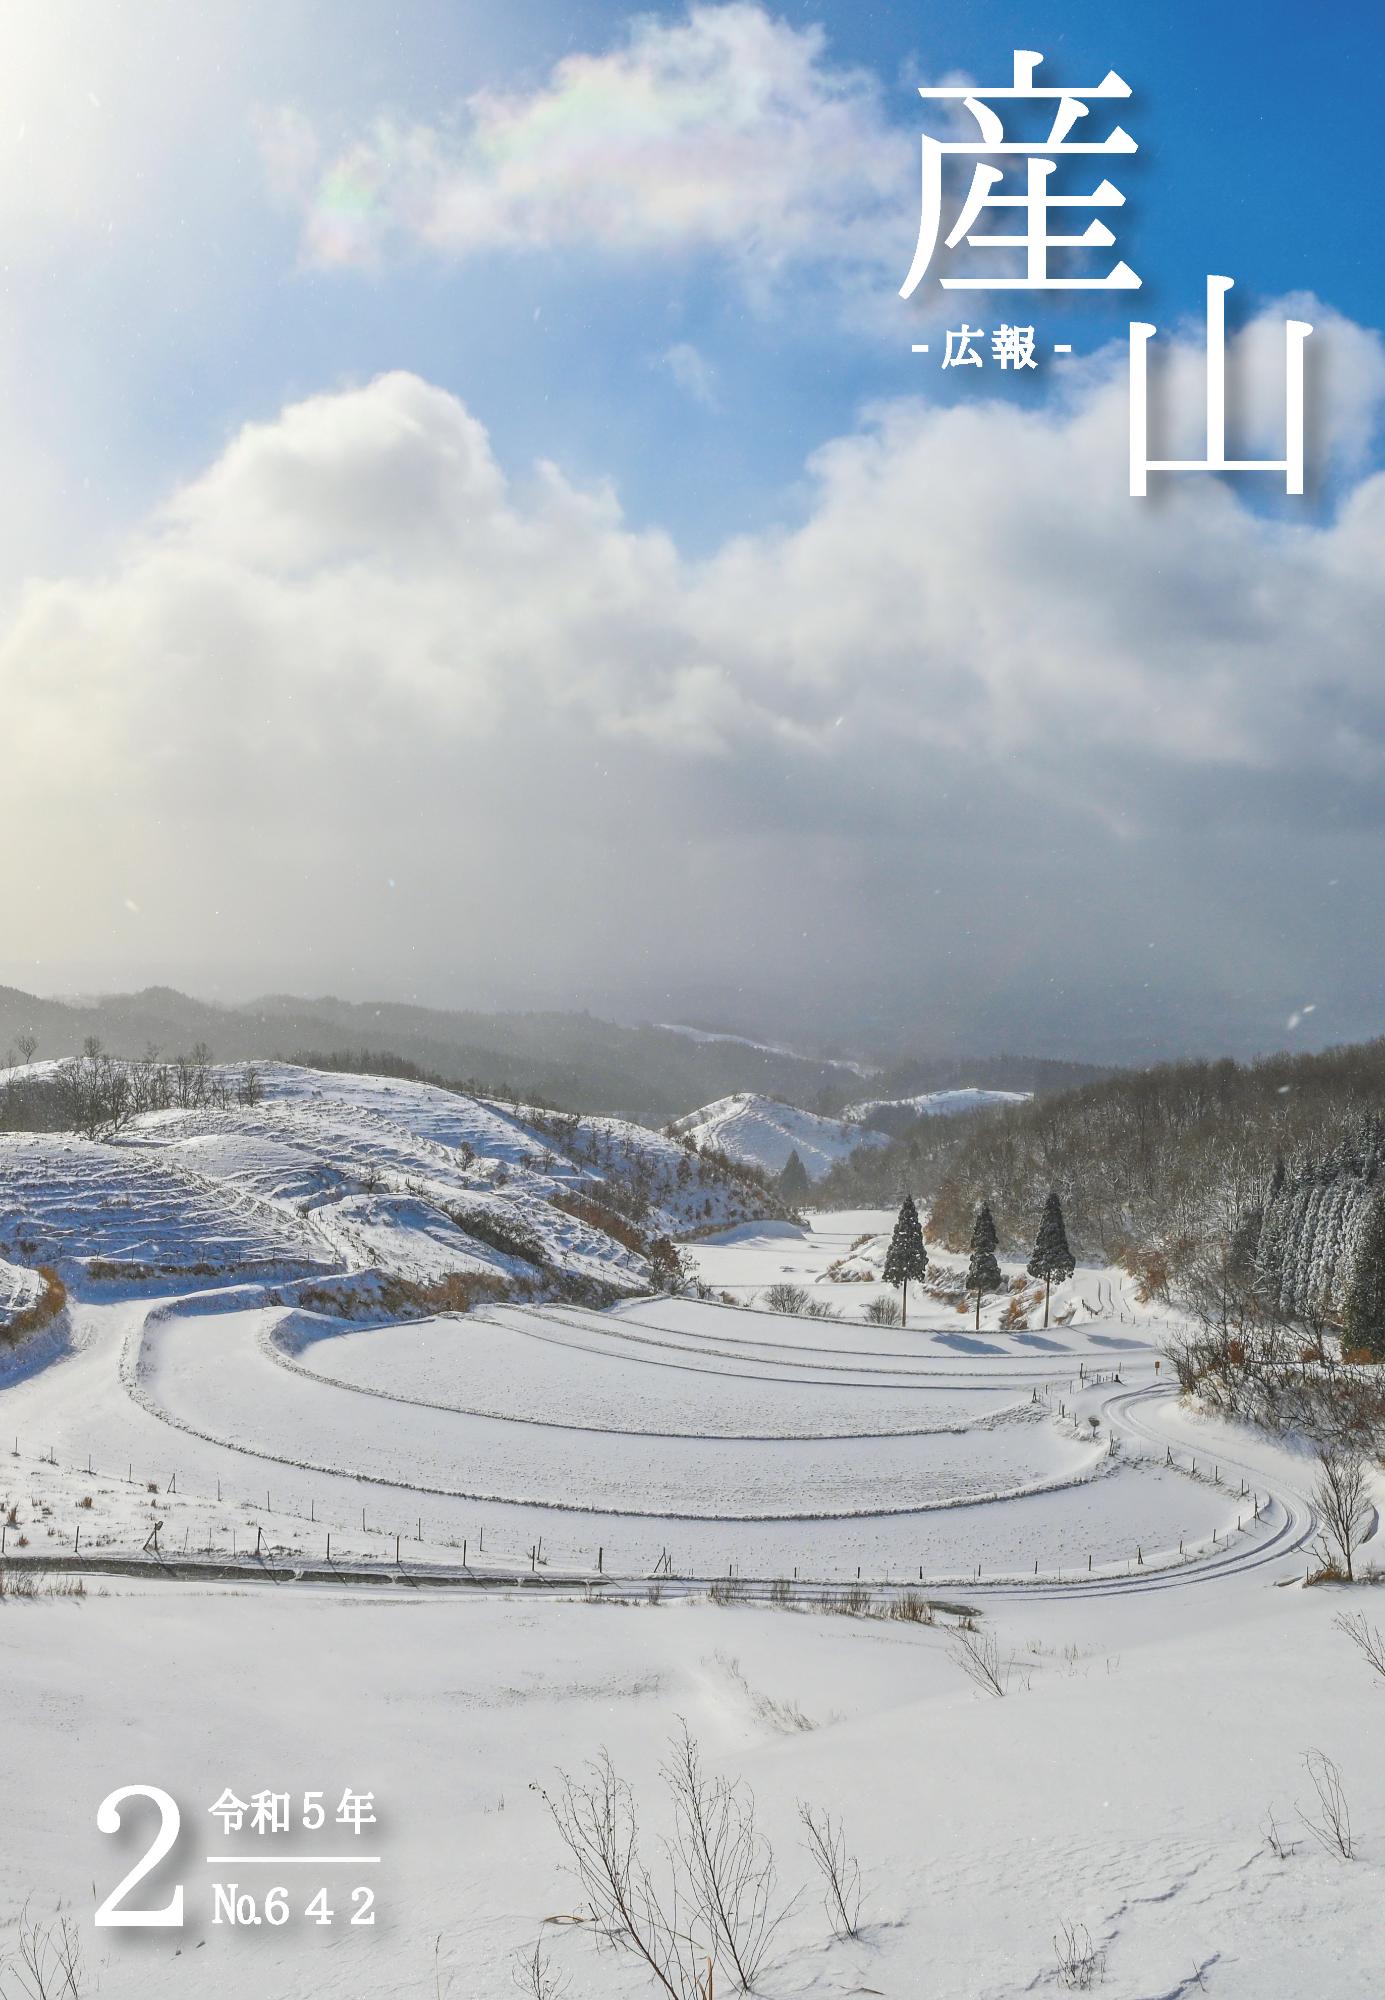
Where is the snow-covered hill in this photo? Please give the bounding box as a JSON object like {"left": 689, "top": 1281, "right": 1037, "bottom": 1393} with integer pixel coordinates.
{"left": 670, "top": 1092, "right": 889, "bottom": 1181}
{"left": 0, "top": 1061, "right": 778, "bottom": 1300}
{"left": 844, "top": 1086, "right": 1031, "bottom": 1130}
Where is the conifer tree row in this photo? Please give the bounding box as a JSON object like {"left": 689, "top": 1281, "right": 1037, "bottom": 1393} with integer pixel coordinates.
{"left": 1250, "top": 1117, "right": 1385, "bottom": 1328}
{"left": 1343, "top": 1190, "right": 1385, "bottom": 1362}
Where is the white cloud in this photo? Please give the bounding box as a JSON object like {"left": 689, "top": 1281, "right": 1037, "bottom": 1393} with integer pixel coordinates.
{"left": 4, "top": 308, "right": 1385, "bottom": 1023}
{"left": 257, "top": 4, "right": 907, "bottom": 282}
{"left": 659, "top": 342, "right": 721, "bottom": 411}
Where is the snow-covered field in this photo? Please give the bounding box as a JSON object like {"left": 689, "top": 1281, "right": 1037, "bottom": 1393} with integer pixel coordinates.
{"left": 2, "top": 1096, "right": 1381, "bottom": 1997}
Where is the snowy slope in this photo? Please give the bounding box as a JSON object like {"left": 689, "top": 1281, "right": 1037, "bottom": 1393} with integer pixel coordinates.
{"left": 670, "top": 1092, "right": 889, "bottom": 1180}
{"left": 0, "top": 1254, "right": 42, "bottom": 1325}
{"left": 0, "top": 1061, "right": 778, "bottom": 1297}
{"left": 844, "top": 1085, "right": 1032, "bottom": 1125}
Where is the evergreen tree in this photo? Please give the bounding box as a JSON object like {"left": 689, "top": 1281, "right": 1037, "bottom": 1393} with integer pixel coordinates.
{"left": 776, "top": 1150, "right": 810, "bottom": 1204}
{"left": 1026, "top": 1190, "right": 1075, "bottom": 1327}
{"left": 966, "top": 1201, "right": 1002, "bottom": 1330}
{"left": 883, "top": 1192, "right": 929, "bottom": 1328}
{"left": 1343, "top": 1191, "right": 1385, "bottom": 1362}
{"left": 1255, "top": 1156, "right": 1290, "bottom": 1298}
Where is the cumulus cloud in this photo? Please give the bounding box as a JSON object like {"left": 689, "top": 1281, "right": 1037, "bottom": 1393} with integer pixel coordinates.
{"left": 4, "top": 306, "right": 1385, "bottom": 1041}
{"left": 256, "top": 4, "right": 907, "bottom": 282}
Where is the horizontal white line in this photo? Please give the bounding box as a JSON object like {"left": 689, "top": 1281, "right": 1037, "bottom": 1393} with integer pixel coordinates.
{"left": 1143, "top": 460, "right": 1289, "bottom": 471}
{"left": 205, "top": 1855, "right": 381, "bottom": 1865}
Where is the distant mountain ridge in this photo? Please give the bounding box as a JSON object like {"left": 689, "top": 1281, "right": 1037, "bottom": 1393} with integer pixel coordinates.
{"left": 0, "top": 984, "right": 1110, "bottom": 1127}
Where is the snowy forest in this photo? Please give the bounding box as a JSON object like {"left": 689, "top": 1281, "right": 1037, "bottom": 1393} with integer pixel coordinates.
{"left": 817, "top": 1039, "right": 1385, "bottom": 1365}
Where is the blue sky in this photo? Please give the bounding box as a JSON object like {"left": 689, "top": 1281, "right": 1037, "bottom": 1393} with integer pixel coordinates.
{"left": 11, "top": 1, "right": 1380, "bottom": 564}
{"left": 2, "top": 3, "right": 1383, "bottom": 1059}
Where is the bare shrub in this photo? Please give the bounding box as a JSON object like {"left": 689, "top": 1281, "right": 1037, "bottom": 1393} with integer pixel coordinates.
{"left": 550, "top": 1190, "right": 647, "bottom": 1257}
{"left": 949, "top": 1623, "right": 1013, "bottom": 1698}
{"left": 760, "top": 1284, "right": 809, "bottom": 1315}
{"left": 768, "top": 1577, "right": 792, "bottom": 1607}
{"left": 1, "top": 1908, "right": 84, "bottom": 1997}
{"left": 0, "top": 1269, "right": 66, "bottom": 1351}
{"left": 1298, "top": 1749, "right": 1354, "bottom": 1859}
{"left": 707, "top": 1576, "right": 746, "bottom": 1607}
{"left": 886, "top": 1590, "right": 934, "bottom": 1625}
{"left": 540, "top": 1754, "right": 702, "bottom": 1999}
{"left": 828, "top": 1583, "right": 873, "bottom": 1618}
{"left": 665, "top": 1723, "right": 789, "bottom": 1991}
{"left": 862, "top": 1295, "right": 902, "bottom": 1326}
{"left": 511, "top": 1936, "right": 569, "bottom": 1998}
{"left": 645, "top": 1237, "right": 696, "bottom": 1296}
{"left": 1312, "top": 1445, "right": 1372, "bottom": 1583}
{"left": 539, "top": 1734, "right": 869, "bottom": 1994}
{"left": 797, "top": 1802, "right": 861, "bottom": 1939}
{"left": 1053, "top": 1919, "right": 1105, "bottom": 1989}
{"left": 714, "top": 1655, "right": 815, "bottom": 1736}
{"left": 440, "top": 1203, "right": 549, "bottom": 1270}
{"left": 1336, "top": 1609, "right": 1385, "bottom": 1682}
{"left": 800, "top": 1299, "right": 839, "bottom": 1320}
{"left": 1262, "top": 1808, "right": 1297, "bottom": 1860}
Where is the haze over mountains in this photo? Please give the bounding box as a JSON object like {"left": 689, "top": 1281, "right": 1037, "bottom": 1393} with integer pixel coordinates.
{"left": 0, "top": 985, "right": 1109, "bottom": 1127}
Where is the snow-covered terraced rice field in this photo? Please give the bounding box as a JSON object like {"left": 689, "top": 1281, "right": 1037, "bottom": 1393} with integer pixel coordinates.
{"left": 150, "top": 1304, "right": 1097, "bottom": 1515}
{"left": 0, "top": 1191, "right": 1299, "bottom": 1585}
{"left": 276, "top": 1308, "right": 1030, "bottom": 1435}
{"left": 0, "top": 1132, "right": 332, "bottom": 1277}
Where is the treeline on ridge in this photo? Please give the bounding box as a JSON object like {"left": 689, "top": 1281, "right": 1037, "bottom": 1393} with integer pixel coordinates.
{"left": 820, "top": 1038, "right": 1385, "bottom": 1279}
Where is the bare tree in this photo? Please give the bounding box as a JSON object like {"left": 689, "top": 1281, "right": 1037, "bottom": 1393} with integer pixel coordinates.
{"left": 665, "top": 1723, "right": 789, "bottom": 1991}
{"left": 1312, "top": 1443, "right": 1373, "bottom": 1582}
{"left": 797, "top": 1802, "right": 862, "bottom": 1940}
{"left": 14, "top": 1032, "right": 37, "bottom": 1067}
